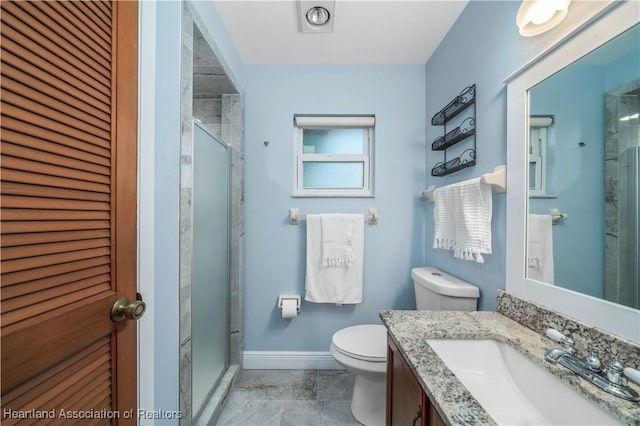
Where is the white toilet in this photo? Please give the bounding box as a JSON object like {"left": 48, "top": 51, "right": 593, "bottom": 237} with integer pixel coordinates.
{"left": 329, "top": 267, "right": 480, "bottom": 426}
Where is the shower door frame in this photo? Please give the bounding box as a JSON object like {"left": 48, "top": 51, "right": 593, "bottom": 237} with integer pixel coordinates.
{"left": 191, "top": 120, "right": 232, "bottom": 421}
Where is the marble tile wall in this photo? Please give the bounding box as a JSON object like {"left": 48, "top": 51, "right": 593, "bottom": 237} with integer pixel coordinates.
{"left": 604, "top": 80, "right": 640, "bottom": 306}
{"left": 179, "top": 1, "right": 195, "bottom": 422}
{"left": 222, "top": 94, "right": 245, "bottom": 366}
{"left": 193, "top": 99, "right": 222, "bottom": 135}
{"left": 179, "top": 2, "right": 244, "bottom": 424}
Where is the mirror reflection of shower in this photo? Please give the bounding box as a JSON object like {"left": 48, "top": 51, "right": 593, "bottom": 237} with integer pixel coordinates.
{"left": 605, "top": 84, "right": 640, "bottom": 309}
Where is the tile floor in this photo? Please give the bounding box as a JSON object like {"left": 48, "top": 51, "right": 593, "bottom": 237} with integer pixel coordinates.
{"left": 215, "top": 369, "right": 361, "bottom": 426}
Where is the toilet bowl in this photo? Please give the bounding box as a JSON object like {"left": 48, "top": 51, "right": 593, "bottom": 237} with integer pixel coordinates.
{"left": 329, "top": 324, "right": 387, "bottom": 426}
{"left": 329, "top": 267, "right": 480, "bottom": 426}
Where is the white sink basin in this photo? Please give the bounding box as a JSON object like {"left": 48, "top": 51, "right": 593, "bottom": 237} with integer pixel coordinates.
{"left": 426, "top": 339, "right": 620, "bottom": 425}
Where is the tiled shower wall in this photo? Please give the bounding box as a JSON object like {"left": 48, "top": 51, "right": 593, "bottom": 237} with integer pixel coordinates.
{"left": 604, "top": 79, "right": 639, "bottom": 306}
{"left": 179, "top": 2, "right": 244, "bottom": 423}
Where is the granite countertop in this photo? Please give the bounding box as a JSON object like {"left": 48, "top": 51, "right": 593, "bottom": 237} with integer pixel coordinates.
{"left": 379, "top": 310, "right": 640, "bottom": 426}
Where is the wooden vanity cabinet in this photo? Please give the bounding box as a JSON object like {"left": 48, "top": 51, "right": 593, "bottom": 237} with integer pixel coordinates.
{"left": 387, "top": 335, "right": 445, "bottom": 426}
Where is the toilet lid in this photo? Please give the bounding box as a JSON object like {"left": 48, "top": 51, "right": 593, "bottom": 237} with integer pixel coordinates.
{"left": 332, "top": 324, "right": 387, "bottom": 362}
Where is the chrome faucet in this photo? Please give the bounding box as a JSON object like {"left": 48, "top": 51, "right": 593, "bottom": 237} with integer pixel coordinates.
{"left": 544, "top": 328, "right": 640, "bottom": 402}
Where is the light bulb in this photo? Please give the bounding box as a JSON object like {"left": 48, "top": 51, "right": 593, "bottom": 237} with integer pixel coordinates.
{"left": 306, "top": 6, "right": 330, "bottom": 26}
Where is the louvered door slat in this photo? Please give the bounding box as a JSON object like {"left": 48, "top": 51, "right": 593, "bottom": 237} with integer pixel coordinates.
{"left": 8, "top": 1, "right": 111, "bottom": 78}
{"left": 0, "top": 14, "right": 110, "bottom": 97}
{"left": 2, "top": 238, "right": 110, "bottom": 261}
{"left": 2, "top": 265, "right": 111, "bottom": 299}
{"left": 27, "top": 356, "right": 111, "bottom": 413}
{"left": 2, "top": 339, "right": 111, "bottom": 426}
{"left": 2, "top": 284, "right": 111, "bottom": 327}
{"left": 1, "top": 183, "right": 110, "bottom": 203}
{"left": 36, "top": 1, "right": 111, "bottom": 63}
{"left": 2, "top": 156, "right": 110, "bottom": 184}
{"left": 1, "top": 104, "right": 110, "bottom": 150}
{"left": 1, "top": 170, "right": 109, "bottom": 194}
{"left": 2, "top": 339, "right": 109, "bottom": 407}
{"left": 87, "top": 0, "right": 112, "bottom": 25}
{"left": 1, "top": 196, "right": 109, "bottom": 212}
{"left": 2, "top": 273, "right": 111, "bottom": 314}
{"left": 1, "top": 117, "right": 111, "bottom": 158}
{"left": 1, "top": 50, "right": 111, "bottom": 115}
{"left": 0, "top": 220, "right": 110, "bottom": 235}
{"left": 2, "top": 229, "right": 111, "bottom": 248}
{"left": 2, "top": 88, "right": 111, "bottom": 141}
{"left": 1, "top": 256, "right": 109, "bottom": 289}
{"left": 66, "top": 1, "right": 111, "bottom": 42}
{"left": 2, "top": 142, "right": 110, "bottom": 176}
{"left": 1, "top": 247, "right": 110, "bottom": 275}
{"left": 2, "top": 62, "right": 110, "bottom": 123}
{"left": 1, "top": 78, "right": 110, "bottom": 135}
{"left": 1, "top": 208, "right": 110, "bottom": 221}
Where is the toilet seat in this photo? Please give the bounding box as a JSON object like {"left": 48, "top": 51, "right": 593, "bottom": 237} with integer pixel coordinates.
{"left": 331, "top": 324, "right": 387, "bottom": 363}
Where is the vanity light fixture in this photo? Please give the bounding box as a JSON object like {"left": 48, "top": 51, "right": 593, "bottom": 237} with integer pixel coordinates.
{"left": 516, "top": 0, "right": 572, "bottom": 37}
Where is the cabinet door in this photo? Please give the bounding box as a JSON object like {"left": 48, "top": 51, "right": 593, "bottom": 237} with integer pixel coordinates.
{"left": 387, "top": 336, "right": 426, "bottom": 426}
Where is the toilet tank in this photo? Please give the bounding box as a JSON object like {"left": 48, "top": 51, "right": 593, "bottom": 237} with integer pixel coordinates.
{"left": 412, "top": 267, "right": 479, "bottom": 311}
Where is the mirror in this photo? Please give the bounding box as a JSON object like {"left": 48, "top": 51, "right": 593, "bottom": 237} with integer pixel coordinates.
{"left": 506, "top": 1, "right": 640, "bottom": 343}
{"left": 526, "top": 23, "right": 639, "bottom": 310}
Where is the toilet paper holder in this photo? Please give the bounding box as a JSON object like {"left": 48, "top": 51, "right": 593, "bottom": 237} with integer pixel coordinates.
{"left": 278, "top": 294, "right": 301, "bottom": 313}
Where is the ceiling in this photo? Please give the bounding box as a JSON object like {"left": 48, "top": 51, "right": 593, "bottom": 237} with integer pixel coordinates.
{"left": 212, "top": 0, "right": 469, "bottom": 64}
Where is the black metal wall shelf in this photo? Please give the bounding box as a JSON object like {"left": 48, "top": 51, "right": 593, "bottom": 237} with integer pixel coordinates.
{"left": 431, "top": 117, "right": 475, "bottom": 151}
{"left": 430, "top": 84, "right": 476, "bottom": 177}
{"left": 431, "top": 149, "right": 476, "bottom": 176}
{"left": 431, "top": 84, "right": 476, "bottom": 125}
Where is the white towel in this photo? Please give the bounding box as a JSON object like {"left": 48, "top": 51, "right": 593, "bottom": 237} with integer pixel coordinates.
{"left": 527, "top": 214, "right": 554, "bottom": 284}
{"left": 305, "top": 214, "right": 364, "bottom": 304}
{"left": 321, "top": 214, "right": 354, "bottom": 267}
{"left": 433, "top": 178, "right": 492, "bottom": 263}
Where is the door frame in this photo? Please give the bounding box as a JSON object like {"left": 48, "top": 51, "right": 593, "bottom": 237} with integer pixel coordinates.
{"left": 137, "top": 0, "right": 181, "bottom": 419}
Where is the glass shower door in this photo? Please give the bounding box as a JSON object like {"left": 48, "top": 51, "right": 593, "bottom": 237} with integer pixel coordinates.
{"left": 192, "top": 121, "right": 230, "bottom": 417}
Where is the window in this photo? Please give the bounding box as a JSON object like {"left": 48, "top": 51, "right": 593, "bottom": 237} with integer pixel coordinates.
{"left": 528, "top": 115, "right": 553, "bottom": 197}
{"left": 293, "top": 115, "right": 374, "bottom": 197}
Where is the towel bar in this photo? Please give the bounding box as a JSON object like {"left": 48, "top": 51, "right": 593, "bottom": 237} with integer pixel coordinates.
{"left": 549, "top": 208, "right": 568, "bottom": 224}
{"left": 289, "top": 208, "right": 378, "bottom": 225}
{"left": 420, "top": 164, "right": 506, "bottom": 203}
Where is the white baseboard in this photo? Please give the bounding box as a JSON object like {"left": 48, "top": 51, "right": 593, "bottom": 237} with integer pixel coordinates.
{"left": 242, "top": 351, "right": 343, "bottom": 370}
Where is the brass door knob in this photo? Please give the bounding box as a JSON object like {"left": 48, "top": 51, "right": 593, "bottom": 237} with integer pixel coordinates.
{"left": 111, "top": 297, "right": 146, "bottom": 322}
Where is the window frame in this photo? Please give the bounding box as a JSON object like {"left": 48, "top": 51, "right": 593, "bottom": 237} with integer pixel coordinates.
{"left": 293, "top": 116, "right": 375, "bottom": 198}
{"left": 528, "top": 116, "right": 553, "bottom": 197}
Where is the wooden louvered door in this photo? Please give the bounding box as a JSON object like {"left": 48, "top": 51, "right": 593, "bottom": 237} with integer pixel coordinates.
{"left": 1, "top": 1, "right": 139, "bottom": 424}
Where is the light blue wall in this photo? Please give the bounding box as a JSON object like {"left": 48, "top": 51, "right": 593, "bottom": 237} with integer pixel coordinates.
{"left": 529, "top": 66, "right": 605, "bottom": 297}
{"left": 424, "top": 1, "right": 567, "bottom": 310}
{"left": 242, "top": 65, "right": 426, "bottom": 351}
{"left": 147, "top": 1, "right": 182, "bottom": 420}
{"left": 604, "top": 26, "right": 640, "bottom": 91}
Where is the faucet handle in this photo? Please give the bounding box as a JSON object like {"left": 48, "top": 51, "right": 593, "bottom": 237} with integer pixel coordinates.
{"left": 606, "top": 361, "right": 625, "bottom": 385}
{"left": 545, "top": 328, "right": 576, "bottom": 355}
{"left": 585, "top": 347, "right": 601, "bottom": 371}
{"left": 623, "top": 367, "right": 640, "bottom": 386}
{"left": 546, "top": 328, "right": 567, "bottom": 342}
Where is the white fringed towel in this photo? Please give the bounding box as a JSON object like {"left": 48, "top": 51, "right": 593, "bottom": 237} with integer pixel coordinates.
{"left": 321, "top": 214, "right": 354, "bottom": 267}
{"left": 305, "top": 214, "right": 364, "bottom": 304}
{"left": 527, "top": 213, "right": 554, "bottom": 284}
{"left": 433, "top": 178, "right": 492, "bottom": 263}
